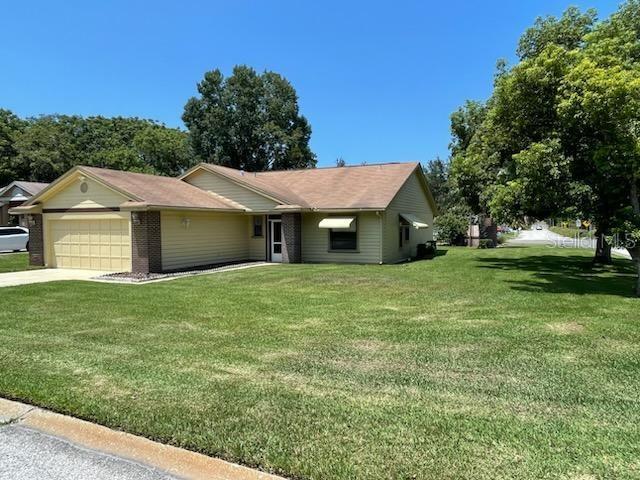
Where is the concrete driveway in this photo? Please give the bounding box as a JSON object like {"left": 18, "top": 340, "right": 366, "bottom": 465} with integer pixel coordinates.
{"left": 0, "top": 269, "right": 107, "bottom": 288}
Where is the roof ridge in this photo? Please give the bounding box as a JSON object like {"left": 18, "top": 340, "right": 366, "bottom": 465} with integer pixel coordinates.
{"left": 81, "top": 165, "right": 187, "bottom": 182}
{"left": 204, "top": 161, "right": 420, "bottom": 175}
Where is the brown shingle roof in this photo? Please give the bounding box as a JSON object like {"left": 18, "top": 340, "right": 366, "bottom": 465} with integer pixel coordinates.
{"left": 81, "top": 167, "right": 240, "bottom": 211}
{"left": 0, "top": 181, "right": 49, "bottom": 197}
{"left": 201, "top": 162, "right": 422, "bottom": 210}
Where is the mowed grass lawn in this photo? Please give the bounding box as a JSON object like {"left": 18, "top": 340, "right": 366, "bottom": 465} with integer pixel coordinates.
{"left": 1, "top": 247, "right": 639, "bottom": 479}
{"left": 0, "top": 252, "right": 34, "bottom": 273}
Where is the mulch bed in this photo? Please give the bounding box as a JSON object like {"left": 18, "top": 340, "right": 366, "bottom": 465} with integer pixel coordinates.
{"left": 95, "top": 261, "right": 269, "bottom": 283}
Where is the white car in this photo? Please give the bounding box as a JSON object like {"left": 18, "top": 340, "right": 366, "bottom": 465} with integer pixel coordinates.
{"left": 0, "top": 226, "right": 29, "bottom": 252}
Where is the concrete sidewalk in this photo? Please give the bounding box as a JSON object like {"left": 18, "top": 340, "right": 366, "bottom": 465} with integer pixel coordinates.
{"left": 0, "top": 398, "right": 284, "bottom": 480}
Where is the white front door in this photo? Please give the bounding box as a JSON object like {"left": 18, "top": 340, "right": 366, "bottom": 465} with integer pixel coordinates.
{"left": 270, "top": 219, "right": 282, "bottom": 262}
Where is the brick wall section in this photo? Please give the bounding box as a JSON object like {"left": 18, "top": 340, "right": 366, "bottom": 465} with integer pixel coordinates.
{"left": 0, "top": 204, "right": 8, "bottom": 225}
{"left": 27, "top": 214, "right": 44, "bottom": 266}
{"left": 131, "top": 211, "right": 162, "bottom": 273}
{"left": 281, "top": 212, "right": 301, "bottom": 263}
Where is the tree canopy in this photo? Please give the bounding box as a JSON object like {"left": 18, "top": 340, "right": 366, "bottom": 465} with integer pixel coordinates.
{"left": 0, "top": 112, "right": 193, "bottom": 186}
{"left": 182, "top": 65, "right": 316, "bottom": 171}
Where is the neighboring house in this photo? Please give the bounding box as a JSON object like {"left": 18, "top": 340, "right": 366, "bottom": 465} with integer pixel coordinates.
{"left": 0, "top": 181, "right": 50, "bottom": 226}
{"left": 11, "top": 162, "right": 437, "bottom": 272}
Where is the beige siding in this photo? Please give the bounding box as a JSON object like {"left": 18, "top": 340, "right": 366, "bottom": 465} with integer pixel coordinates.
{"left": 184, "top": 170, "right": 279, "bottom": 211}
{"left": 161, "top": 211, "right": 250, "bottom": 270}
{"left": 248, "top": 215, "right": 267, "bottom": 260}
{"left": 302, "top": 212, "right": 381, "bottom": 264}
{"left": 43, "top": 177, "right": 127, "bottom": 209}
{"left": 382, "top": 171, "right": 434, "bottom": 263}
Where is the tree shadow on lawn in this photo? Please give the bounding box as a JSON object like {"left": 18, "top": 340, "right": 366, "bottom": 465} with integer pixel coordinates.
{"left": 476, "top": 251, "right": 637, "bottom": 297}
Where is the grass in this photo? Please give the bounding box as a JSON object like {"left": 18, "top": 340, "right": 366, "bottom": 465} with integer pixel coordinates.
{"left": 0, "top": 246, "right": 639, "bottom": 479}
{"left": 549, "top": 226, "right": 595, "bottom": 239}
{"left": 0, "top": 252, "right": 37, "bottom": 273}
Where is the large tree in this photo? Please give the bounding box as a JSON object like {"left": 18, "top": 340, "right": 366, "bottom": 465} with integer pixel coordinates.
{"left": 450, "top": 1, "right": 640, "bottom": 294}
{"left": 182, "top": 65, "right": 316, "bottom": 171}
{"left": 0, "top": 109, "right": 27, "bottom": 186}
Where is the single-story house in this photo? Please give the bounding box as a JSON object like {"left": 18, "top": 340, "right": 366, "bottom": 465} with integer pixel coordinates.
{"left": 0, "top": 181, "right": 49, "bottom": 226}
{"left": 11, "top": 162, "right": 437, "bottom": 272}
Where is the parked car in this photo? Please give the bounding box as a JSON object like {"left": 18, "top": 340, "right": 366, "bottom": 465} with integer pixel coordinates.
{"left": 0, "top": 226, "right": 29, "bottom": 252}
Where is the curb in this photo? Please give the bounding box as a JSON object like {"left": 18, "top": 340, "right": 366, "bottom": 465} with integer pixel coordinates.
{"left": 0, "top": 398, "right": 285, "bottom": 480}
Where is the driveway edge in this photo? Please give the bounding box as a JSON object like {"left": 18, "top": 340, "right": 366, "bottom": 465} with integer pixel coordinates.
{"left": 0, "top": 398, "right": 285, "bottom": 480}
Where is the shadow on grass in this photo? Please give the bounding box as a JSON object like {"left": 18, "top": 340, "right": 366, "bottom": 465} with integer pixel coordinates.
{"left": 477, "top": 251, "right": 637, "bottom": 297}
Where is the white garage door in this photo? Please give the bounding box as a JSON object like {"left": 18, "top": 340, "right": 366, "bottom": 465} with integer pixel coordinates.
{"left": 50, "top": 218, "right": 131, "bottom": 271}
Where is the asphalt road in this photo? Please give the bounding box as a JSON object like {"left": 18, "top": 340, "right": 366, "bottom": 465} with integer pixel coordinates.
{"left": 507, "top": 223, "right": 631, "bottom": 258}
{"left": 0, "top": 424, "right": 179, "bottom": 480}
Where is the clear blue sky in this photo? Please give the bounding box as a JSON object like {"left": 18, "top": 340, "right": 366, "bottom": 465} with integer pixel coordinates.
{"left": 2, "top": 0, "right": 618, "bottom": 167}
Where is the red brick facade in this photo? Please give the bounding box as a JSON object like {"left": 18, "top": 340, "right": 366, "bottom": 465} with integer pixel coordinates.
{"left": 281, "top": 213, "right": 301, "bottom": 263}
{"left": 131, "top": 211, "right": 162, "bottom": 273}
{"left": 27, "top": 214, "right": 45, "bottom": 266}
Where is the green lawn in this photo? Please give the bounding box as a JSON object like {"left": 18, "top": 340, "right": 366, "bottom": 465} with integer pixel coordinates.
{"left": 1, "top": 246, "right": 639, "bottom": 479}
{"left": 0, "top": 252, "right": 34, "bottom": 273}
{"left": 549, "top": 226, "right": 595, "bottom": 239}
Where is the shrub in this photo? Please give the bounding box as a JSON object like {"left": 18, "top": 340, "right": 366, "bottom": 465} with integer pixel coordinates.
{"left": 435, "top": 212, "right": 468, "bottom": 245}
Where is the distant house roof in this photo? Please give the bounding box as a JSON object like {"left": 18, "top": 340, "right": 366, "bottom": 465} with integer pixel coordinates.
{"left": 186, "top": 162, "right": 436, "bottom": 211}
{"left": 0, "top": 181, "right": 50, "bottom": 200}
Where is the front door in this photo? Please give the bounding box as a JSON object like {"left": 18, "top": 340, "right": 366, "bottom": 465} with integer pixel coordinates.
{"left": 270, "top": 219, "right": 282, "bottom": 262}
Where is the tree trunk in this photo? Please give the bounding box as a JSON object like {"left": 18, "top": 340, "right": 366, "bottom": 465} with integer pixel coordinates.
{"left": 629, "top": 248, "right": 640, "bottom": 297}
{"left": 636, "top": 256, "right": 640, "bottom": 297}
{"left": 593, "top": 231, "right": 612, "bottom": 265}
{"left": 630, "top": 181, "right": 640, "bottom": 296}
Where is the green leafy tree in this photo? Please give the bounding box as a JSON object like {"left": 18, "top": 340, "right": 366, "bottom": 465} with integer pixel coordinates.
{"left": 6, "top": 114, "right": 192, "bottom": 182}
{"left": 449, "top": 100, "right": 487, "bottom": 158}
{"left": 133, "top": 125, "right": 194, "bottom": 176}
{"left": 0, "top": 109, "right": 27, "bottom": 186}
{"left": 450, "top": 0, "right": 640, "bottom": 294}
{"left": 183, "top": 65, "right": 316, "bottom": 171}
{"left": 517, "top": 6, "right": 597, "bottom": 60}
{"left": 435, "top": 207, "right": 469, "bottom": 245}
{"left": 424, "top": 158, "right": 471, "bottom": 245}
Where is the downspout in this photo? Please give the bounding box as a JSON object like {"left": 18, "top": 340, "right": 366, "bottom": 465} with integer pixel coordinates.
{"left": 377, "top": 211, "right": 383, "bottom": 264}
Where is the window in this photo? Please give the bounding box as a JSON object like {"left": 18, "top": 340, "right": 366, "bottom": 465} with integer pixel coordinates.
{"left": 253, "top": 216, "right": 263, "bottom": 237}
{"left": 0, "top": 228, "right": 26, "bottom": 236}
{"left": 330, "top": 219, "right": 357, "bottom": 251}
{"left": 399, "top": 217, "right": 410, "bottom": 248}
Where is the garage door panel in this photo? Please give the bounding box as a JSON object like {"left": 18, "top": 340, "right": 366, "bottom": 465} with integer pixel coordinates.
{"left": 49, "top": 218, "right": 131, "bottom": 272}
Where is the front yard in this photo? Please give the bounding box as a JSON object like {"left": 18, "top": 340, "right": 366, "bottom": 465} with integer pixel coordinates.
{"left": 0, "top": 247, "right": 639, "bottom": 479}
{"left": 0, "top": 252, "right": 32, "bottom": 273}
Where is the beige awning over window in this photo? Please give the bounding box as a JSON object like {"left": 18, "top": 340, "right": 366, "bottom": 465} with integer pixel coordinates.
{"left": 318, "top": 217, "right": 356, "bottom": 229}
{"left": 400, "top": 213, "right": 429, "bottom": 229}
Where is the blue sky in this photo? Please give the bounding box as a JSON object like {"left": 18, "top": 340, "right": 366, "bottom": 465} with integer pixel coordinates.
{"left": 2, "top": 0, "right": 618, "bottom": 167}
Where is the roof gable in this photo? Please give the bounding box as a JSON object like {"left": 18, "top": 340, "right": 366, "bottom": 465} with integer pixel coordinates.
{"left": 24, "top": 166, "right": 241, "bottom": 212}
{"left": 182, "top": 167, "right": 282, "bottom": 211}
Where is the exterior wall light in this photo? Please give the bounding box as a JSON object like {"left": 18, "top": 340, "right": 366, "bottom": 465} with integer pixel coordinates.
{"left": 182, "top": 217, "right": 191, "bottom": 229}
